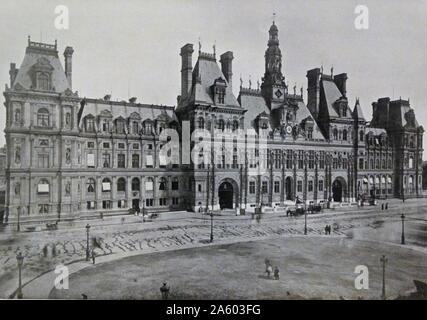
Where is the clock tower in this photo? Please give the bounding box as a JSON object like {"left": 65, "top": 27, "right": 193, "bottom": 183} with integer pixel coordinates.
{"left": 261, "top": 21, "right": 287, "bottom": 110}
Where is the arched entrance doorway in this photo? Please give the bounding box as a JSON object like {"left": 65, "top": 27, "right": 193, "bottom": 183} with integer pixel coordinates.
{"left": 285, "top": 177, "right": 293, "bottom": 200}
{"left": 332, "top": 178, "right": 346, "bottom": 202}
{"left": 218, "top": 181, "right": 234, "bottom": 209}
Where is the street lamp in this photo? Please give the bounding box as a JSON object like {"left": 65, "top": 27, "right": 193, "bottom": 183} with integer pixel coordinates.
{"left": 85, "top": 224, "right": 91, "bottom": 261}
{"left": 16, "top": 252, "right": 24, "bottom": 299}
{"left": 210, "top": 210, "right": 214, "bottom": 243}
{"left": 17, "top": 206, "right": 21, "bottom": 232}
{"left": 400, "top": 213, "right": 405, "bottom": 245}
{"left": 304, "top": 207, "right": 308, "bottom": 235}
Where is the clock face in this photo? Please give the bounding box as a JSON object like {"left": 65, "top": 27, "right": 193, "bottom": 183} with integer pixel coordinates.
{"left": 286, "top": 125, "right": 293, "bottom": 134}
{"left": 275, "top": 89, "right": 283, "bottom": 99}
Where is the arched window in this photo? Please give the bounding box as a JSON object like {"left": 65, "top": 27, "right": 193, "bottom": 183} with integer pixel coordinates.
{"left": 132, "top": 121, "right": 139, "bottom": 134}
{"left": 115, "top": 119, "right": 126, "bottom": 134}
{"left": 102, "top": 178, "right": 111, "bottom": 192}
{"left": 117, "top": 177, "right": 126, "bottom": 192}
{"left": 85, "top": 116, "right": 95, "bottom": 132}
{"left": 333, "top": 128, "right": 338, "bottom": 140}
{"left": 87, "top": 178, "right": 96, "bottom": 193}
{"left": 198, "top": 117, "right": 204, "bottom": 129}
{"left": 342, "top": 129, "right": 348, "bottom": 141}
{"left": 131, "top": 177, "right": 140, "bottom": 191}
{"left": 159, "top": 178, "right": 167, "bottom": 191}
{"left": 232, "top": 120, "right": 239, "bottom": 131}
{"left": 218, "top": 119, "right": 225, "bottom": 131}
{"left": 37, "top": 108, "right": 50, "bottom": 127}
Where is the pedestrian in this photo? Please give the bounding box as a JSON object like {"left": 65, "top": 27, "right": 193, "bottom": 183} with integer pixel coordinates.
{"left": 381, "top": 203, "right": 384, "bottom": 210}
{"left": 91, "top": 249, "right": 96, "bottom": 264}
{"left": 266, "top": 264, "right": 273, "bottom": 278}
{"left": 256, "top": 213, "right": 261, "bottom": 224}
{"left": 160, "top": 282, "right": 170, "bottom": 300}
{"left": 100, "top": 212, "right": 104, "bottom": 220}
{"left": 328, "top": 225, "right": 332, "bottom": 234}
{"left": 325, "top": 225, "right": 328, "bottom": 235}
{"left": 385, "top": 203, "right": 388, "bottom": 210}
{"left": 274, "top": 266, "right": 280, "bottom": 280}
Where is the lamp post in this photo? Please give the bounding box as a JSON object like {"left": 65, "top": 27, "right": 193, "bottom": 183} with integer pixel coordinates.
{"left": 210, "top": 210, "right": 214, "bottom": 243}
{"left": 400, "top": 213, "right": 405, "bottom": 245}
{"left": 380, "top": 255, "right": 388, "bottom": 300}
{"left": 17, "top": 206, "right": 21, "bottom": 232}
{"left": 16, "top": 252, "right": 24, "bottom": 299}
{"left": 304, "top": 207, "right": 308, "bottom": 235}
{"left": 85, "top": 224, "right": 91, "bottom": 261}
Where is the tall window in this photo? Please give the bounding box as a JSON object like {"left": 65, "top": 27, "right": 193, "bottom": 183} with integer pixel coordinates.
{"left": 118, "top": 154, "right": 126, "bottom": 168}
{"left": 274, "top": 181, "right": 280, "bottom": 193}
{"left": 102, "top": 178, "right": 111, "bottom": 192}
{"left": 116, "top": 120, "right": 125, "bottom": 134}
{"left": 38, "top": 154, "right": 49, "bottom": 168}
{"left": 102, "top": 153, "right": 111, "bottom": 168}
{"left": 159, "top": 178, "right": 167, "bottom": 191}
{"left": 87, "top": 178, "right": 96, "bottom": 193}
{"left": 232, "top": 120, "right": 239, "bottom": 131}
{"left": 117, "top": 178, "right": 126, "bottom": 192}
{"left": 249, "top": 181, "right": 256, "bottom": 194}
{"left": 218, "top": 119, "right": 225, "bottom": 131}
{"left": 261, "top": 181, "right": 268, "bottom": 194}
{"left": 172, "top": 178, "right": 179, "bottom": 190}
{"left": 342, "top": 129, "right": 348, "bottom": 141}
{"left": 308, "top": 180, "right": 313, "bottom": 192}
{"left": 37, "top": 73, "right": 49, "bottom": 90}
{"left": 131, "top": 178, "right": 140, "bottom": 191}
{"left": 333, "top": 128, "right": 338, "bottom": 140}
{"left": 198, "top": 117, "right": 204, "bottom": 129}
{"left": 318, "top": 180, "right": 324, "bottom": 192}
{"left": 37, "top": 108, "right": 50, "bottom": 127}
{"left": 297, "top": 181, "right": 303, "bottom": 192}
{"left": 132, "top": 154, "right": 139, "bottom": 168}
{"left": 359, "top": 130, "right": 364, "bottom": 142}
{"left": 132, "top": 121, "right": 139, "bottom": 134}
{"left": 86, "top": 117, "right": 95, "bottom": 132}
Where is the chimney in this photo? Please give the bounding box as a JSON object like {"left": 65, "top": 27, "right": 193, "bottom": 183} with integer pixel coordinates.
{"left": 334, "top": 73, "right": 348, "bottom": 97}
{"left": 9, "top": 63, "right": 18, "bottom": 87}
{"left": 64, "top": 46, "right": 74, "bottom": 90}
{"left": 129, "top": 97, "right": 137, "bottom": 104}
{"left": 306, "top": 68, "right": 321, "bottom": 118}
{"left": 180, "top": 44, "right": 194, "bottom": 101}
{"left": 220, "top": 51, "right": 233, "bottom": 91}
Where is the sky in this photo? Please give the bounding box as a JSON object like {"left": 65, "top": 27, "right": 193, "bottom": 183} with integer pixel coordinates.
{"left": 0, "top": 0, "right": 426, "bottom": 152}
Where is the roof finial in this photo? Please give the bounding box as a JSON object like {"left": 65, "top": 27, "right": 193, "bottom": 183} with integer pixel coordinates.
{"left": 257, "top": 79, "right": 260, "bottom": 90}
{"left": 240, "top": 74, "right": 243, "bottom": 89}
{"left": 331, "top": 65, "right": 334, "bottom": 77}
{"left": 320, "top": 64, "right": 324, "bottom": 74}
{"left": 293, "top": 83, "right": 297, "bottom": 95}
{"left": 249, "top": 75, "right": 252, "bottom": 89}
{"left": 272, "top": 12, "right": 276, "bottom": 24}
{"left": 198, "top": 37, "right": 202, "bottom": 53}
{"left": 300, "top": 86, "right": 303, "bottom": 97}
{"left": 28, "top": 35, "right": 31, "bottom": 45}
{"left": 213, "top": 41, "right": 216, "bottom": 58}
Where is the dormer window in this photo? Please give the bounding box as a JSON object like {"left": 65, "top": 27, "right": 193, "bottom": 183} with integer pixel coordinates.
{"left": 116, "top": 119, "right": 125, "bottom": 134}
{"left": 85, "top": 116, "right": 95, "bottom": 132}
{"left": 342, "top": 107, "right": 347, "bottom": 117}
{"left": 31, "top": 57, "right": 54, "bottom": 91}
{"left": 37, "top": 73, "right": 49, "bottom": 90}
{"left": 211, "top": 77, "right": 227, "bottom": 105}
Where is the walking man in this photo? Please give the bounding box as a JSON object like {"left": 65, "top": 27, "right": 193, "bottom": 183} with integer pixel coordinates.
{"left": 91, "top": 249, "right": 96, "bottom": 264}
{"left": 160, "top": 282, "right": 170, "bottom": 300}
{"left": 274, "top": 266, "right": 280, "bottom": 280}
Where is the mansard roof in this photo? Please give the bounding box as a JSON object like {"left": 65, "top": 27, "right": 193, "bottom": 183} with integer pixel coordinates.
{"left": 12, "top": 39, "right": 71, "bottom": 93}
{"left": 352, "top": 99, "right": 366, "bottom": 121}
{"left": 188, "top": 52, "right": 240, "bottom": 108}
{"left": 320, "top": 77, "right": 341, "bottom": 118}
{"left": 238, "top": 88, "right": 269, "bottom": 130}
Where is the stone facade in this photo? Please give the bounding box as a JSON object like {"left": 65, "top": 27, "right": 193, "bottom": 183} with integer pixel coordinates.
{"left": 2, "top": 23, "right": 424, "bottom": 224}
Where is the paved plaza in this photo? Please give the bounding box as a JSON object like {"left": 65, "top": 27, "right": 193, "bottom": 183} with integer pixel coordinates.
{"left": 1, "top": 198, "right": 427, "bottom": 299}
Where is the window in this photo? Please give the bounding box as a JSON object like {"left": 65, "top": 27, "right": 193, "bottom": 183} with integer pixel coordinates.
{"left": 102, "top": 200, "right": 112, "bottom": 209}
{"left": 116, "top": 120, "right": 125, "bottom": 134}
{"left": 343, "top": 129, "right": 348, "bottom": 141}
{"left": 133, "top": 143, "right": 139, "bottom": 149}
{"left": 159, "top": 178, "right": 167, "bottom": 191}
{"left": 37, "top": 73, "right": 49, "bottom": 90}
{"left": 103, "top": 142, "right": 110, "bottom": 149}
{"left": 39, "top": 204, "right": 49, "bottom": 214}
{"left": 298, "top": 153, "right": 303, "bottom": 169}
{"left": 145, "top": 178, "right": 154, "bottom": 191}
{"left": 117, "top": 178, "right": 126, "bottom": 192}
{"left": 307, "top": 128, "right": 313, "bottom": 140}
{"left": 102, "top": 120, "right": 110, "bottom": 132}
{"left": 359, "top": 158, "right": 364, "bottom": 170}
{"left": 262, "top": 181, "right": 268, "bottom": 194}
{"left": 172, "top": 198, "right": 179, "bottom": 205}
{"left": 102, "top": 153, "right": 111, "bottom": 168}
{"left": 318, "top": 180, "right": 324, "bottom": 192}
{"left": 38, "top": 154, "right": 49, "bottom": 168}
{"left": 87, "top": 153, "right": 95, "bottom": 167}
{"left": 37, "top": 108, "right": 50, "bottom": 127}
{"left": 37, "top": 179, "right": 50, "bottom": 194}
{"left": 308, "top": 152, "right": 314, "bottom": 169}
{"left": 118, "top": 154, "right": 126, "bottom": 168}
{"left": 145, "top": 122, "right": 153, "bottom": 134}
{"left": 145, "top": 154, "right": 154, "bottom": 167}
{"left": 308, "top": 180, "right": 313, "bottom": 192}
{"left": 172, "top": 178, "right": 179, "bottom": 190}
{"left": 359, "top": 130, "right": 364, "bottom": 142}
{"left": 132, "top": 178, "right": 140, "bottom": 191}
{"left": 102, "top": 178, "right": 111, "bottom": 192}
{"left": 86, "top": 117, "right": 95, "bottom": 132}
{"left": 232, "top": 120, "right": 239, "bottom": 131}
{"left": 218, "top": 119, "right": 225, "bottom": 131}
{"left": 118, "top": 200, "right": 126, "bottom": 208}
{"left": 198, "top": 117, "right": 204, "bottom": 129}
{"left": 198, "top": 184, "right": 202, "bottom": 192}
{"left": 333, "top": 128, "right": 338, "bottom": 140}
{"left": 132, "top": 121, "right": 139, "bottom": 134}
{"left": 159, "top": 198, "right": 168, "bottom": 206}
{"left": 132, "top": 154, "right": 139, "bottom": 168}
{"left": 274, "top": 181, "right": 280, "bottom": 193}
{"left": 87, "top": 142, "right": 95, "bottom": 148}
{"left": 145, "top": 198, "right": 154, "bottom": 207}
{"left": 286, "top": 153, "right": 292, "bottom": 169}
{"left": 87, "top": 178, "right": 96, "bottom": 193}
{"left": 249, "top": 181, "right": 256, "bottom": 194}
{"left": 87, "top": 201, "right": 96, "bottom": 210}
{"left": 297, "top": 181, "right": 303, "bottom": 192}
{"left": 118, "top": 143, "right": 125, "bottom": 149}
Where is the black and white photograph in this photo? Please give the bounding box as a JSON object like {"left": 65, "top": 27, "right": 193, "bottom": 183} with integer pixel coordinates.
{"left": 0, "top": 0, "right": 426, "bottom": 310}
